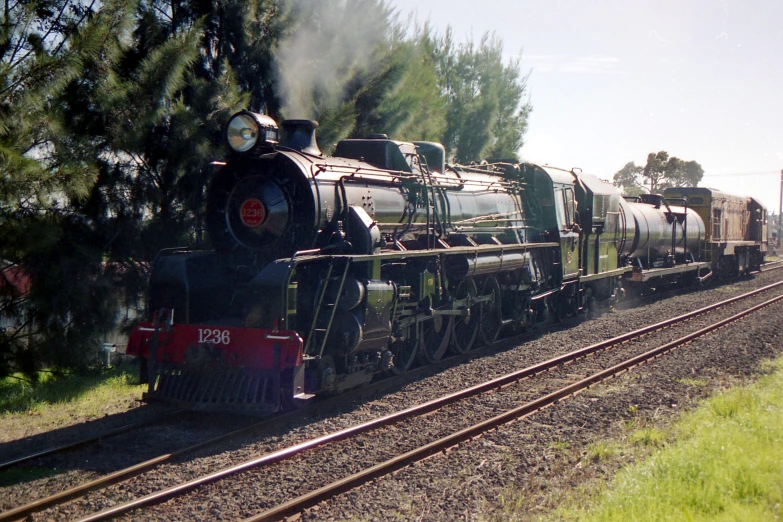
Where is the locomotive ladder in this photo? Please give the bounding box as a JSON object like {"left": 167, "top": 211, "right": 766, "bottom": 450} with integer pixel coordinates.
{"left": 416, "top": 154, "right": 446, "bottom": 245}
{"left": 303, "top": 259, "right": 352, "bottom": 358}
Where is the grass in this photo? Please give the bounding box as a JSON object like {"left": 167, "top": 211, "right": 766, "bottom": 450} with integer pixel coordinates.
{"left": 627, "top": 427, "right": 667, "bottom": 448}
{"left": 556, "top": 357, "right": 783, "bottom": 521}
{"left": 548, "top": 441, "right": 572, "bottom": 452}
{"left": 0, "top": 362, "right": 144, "bottom": 419}
{"left": 584, "top": 441, "right": 620, "bottom": 463}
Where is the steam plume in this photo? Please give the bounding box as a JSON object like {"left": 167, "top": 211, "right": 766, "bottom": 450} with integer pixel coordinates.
{"left": 275, "top": 0, "right": 389, "bottom": 119}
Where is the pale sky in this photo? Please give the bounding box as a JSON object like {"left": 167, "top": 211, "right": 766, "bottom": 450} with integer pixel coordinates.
{"left": 391, "top": 0, "right": 783, "bottom": 213}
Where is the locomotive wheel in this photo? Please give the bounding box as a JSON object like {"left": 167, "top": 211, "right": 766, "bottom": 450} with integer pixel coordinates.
{"left": 554, "top": 286, "right": 577, "bottom": 321}
{"left": 478, "top": 276, "right": 502, "bottom": 346}
{"left": 418, "top": 314, "right": 453, "bottom": 364}
{"left": 389, "top": 338, "right": 418, "bottom": 375}
{"left": 582, "top": 287, "right": 596, "bottom": 319}
{"left": 450, "top": 278, "right": 480, "bottom": 354}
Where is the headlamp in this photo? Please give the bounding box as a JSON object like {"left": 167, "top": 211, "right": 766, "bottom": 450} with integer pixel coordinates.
{"left": 226, "top": 111, "right": 278, "bottom": 153}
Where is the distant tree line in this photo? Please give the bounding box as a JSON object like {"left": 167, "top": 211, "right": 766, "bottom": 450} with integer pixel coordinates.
{"left": 0, "top": 0, "right": 532, "bottom": 380}
{"left": 613, "top": 151, "right": 704, "bottom": 197}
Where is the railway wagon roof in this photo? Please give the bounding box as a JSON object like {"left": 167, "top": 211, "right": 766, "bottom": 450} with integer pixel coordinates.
{"left": 663, "top": 187, "right": 750, "bottom": 205}
{"left": 539, "top": 165, "right": 576, "bottom": 185}
{"left": 663, "top": 186, "right": 749, "bottom": 205}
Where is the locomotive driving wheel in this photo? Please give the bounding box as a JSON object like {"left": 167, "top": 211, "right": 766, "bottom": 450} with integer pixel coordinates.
{"left": 450, "top": 278, "right": 480, "bottom": 354}
{"left": 478, "top": 276, "right": 502, "bottom": 346}
{"left": 418, "top": 312, "right": 453, "bottom": 364}
{"left": 388, "top": 334, "right": 418, "bottom": 375}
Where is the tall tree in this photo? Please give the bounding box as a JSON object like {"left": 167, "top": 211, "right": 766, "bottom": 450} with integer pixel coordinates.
{"left": 642, "top": 151, "right": 670, "bottom": 194}
{"left": 666, "top": 158, "right": 704, "bottom": 188}
{"left": 614, "top": 151, "right": 705, "bottom": 196}
{"left": 0, "top": 0, "right": 136, "bottom": 379}
{"left": 641, "top": 151, "right": 704, "bottom": 193}
{"left": 612, "top": 161, "right": 645, "bottom": 196}
{"left": 351, "top": 32, "right": 447, "bottom": 144}
{"left": 431, "top": 29, "right": 531, "bottom": 163}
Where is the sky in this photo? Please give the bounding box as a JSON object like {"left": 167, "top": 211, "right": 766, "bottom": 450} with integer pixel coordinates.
{"left": 391, "top": 0, "right": 783, "bottom": 212}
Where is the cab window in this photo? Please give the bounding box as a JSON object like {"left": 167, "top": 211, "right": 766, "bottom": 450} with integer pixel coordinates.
{"left": 554, "top": 188, "right": 567, "bottom": 229}
{"left": 563, "top": 187, "right": 575, "bottom": 226}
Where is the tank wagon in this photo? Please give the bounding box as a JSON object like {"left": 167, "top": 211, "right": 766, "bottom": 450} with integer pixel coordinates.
{"left": 126, "top": 111, "right": 767, "bottom": 413}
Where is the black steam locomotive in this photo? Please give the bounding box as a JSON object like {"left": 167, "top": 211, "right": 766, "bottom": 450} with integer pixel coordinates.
{"left": 127, "top": 111, "right": 768, "bottom": 413}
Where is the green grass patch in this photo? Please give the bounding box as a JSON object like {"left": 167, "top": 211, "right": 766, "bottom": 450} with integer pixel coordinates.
{"left": 628, "top": 427, "right": 667, "bottom": 447}
{"left": 573, "top": 357, "right": 783, "bottom": 521}
{"left": 584, "top": 441, "right": 620, "bottom": 463}
{"left": 548, "top": 440, "right": 571, "bottom": 452}
{"left": 0, "top": 363, "right": 144, "bottom": 416}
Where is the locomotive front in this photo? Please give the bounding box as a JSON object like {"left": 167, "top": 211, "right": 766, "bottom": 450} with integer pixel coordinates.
{"left": 206, "top": 112, "right": 320, "bottom": 260}
{"left": 128, "top": 112, "right": 327, "bottom": 413}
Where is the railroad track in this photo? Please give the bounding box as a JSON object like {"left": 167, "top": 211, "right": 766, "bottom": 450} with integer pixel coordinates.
{"left": 760, "top": 259, "right": 783, "bottom": 272}
{"left": 0, "top": 409, "right": 184, "bottom": 473}
{"left": 5, "top": 277, "right": 781, "bottom": 521}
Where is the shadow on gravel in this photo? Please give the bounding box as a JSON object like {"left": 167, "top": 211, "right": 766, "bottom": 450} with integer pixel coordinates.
{"left": 0, "top": 402, "right": 173, "bottom": 485}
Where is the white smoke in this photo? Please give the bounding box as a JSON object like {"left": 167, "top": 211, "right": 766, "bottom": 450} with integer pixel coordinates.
{"left": 275, "top": 0, "right": 390, "bottom": 120}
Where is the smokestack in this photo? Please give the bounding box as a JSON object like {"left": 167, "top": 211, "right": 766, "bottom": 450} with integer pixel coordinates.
{"left": 280, "top": 120, "right": 321, "bottom": 156}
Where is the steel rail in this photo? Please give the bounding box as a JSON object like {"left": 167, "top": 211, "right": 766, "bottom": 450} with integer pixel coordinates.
{"left": 65, "top": 279, "right": 783, "bottom": 522}
{"left": 0, "top": 409, "right": 183, "bottom": 472}
{"left": 246, "top": 291, "right": 783, "bottom": 522}
{"left": 0, "top": 361, "right": 437, "bottom": 522}
{"left": 0, "top": 352, "right": 470, "bottom": 521}
{"left": 0, "top": 408, "right": 310, "bottom": 522}
{"left": 760, "top": 260, "right": 783, "bottom": 272}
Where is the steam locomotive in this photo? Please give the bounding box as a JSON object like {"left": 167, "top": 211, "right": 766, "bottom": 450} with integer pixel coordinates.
{"left": 126, "top": 111, "right": 768, "bottom": 413}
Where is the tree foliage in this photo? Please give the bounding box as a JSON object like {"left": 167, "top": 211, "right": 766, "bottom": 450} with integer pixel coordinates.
{"left": 613, "top": 151, "right": 704, "bottom": 196}
{"left": 612, "top": 162, "right": 645, "bottom": 196}
{"left": 430, "top": 29, "right": 530, "bottom": 163}
{"left": 0, "top": 0, "right": 136, "bottom": 380}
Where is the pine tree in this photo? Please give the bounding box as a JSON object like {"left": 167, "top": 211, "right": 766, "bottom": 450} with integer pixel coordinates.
{"left": 430, "top": 29, "right": 531, "bottom": 164}
{"left": 354, "top": 22, "right": 447, "bottom": 143}
{"left": 0, "top": 0, "right": 136, "bottom": 379}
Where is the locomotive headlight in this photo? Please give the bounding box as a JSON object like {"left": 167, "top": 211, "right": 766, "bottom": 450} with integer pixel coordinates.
{"left": 226, "top": 111, "right": 278, "bottom": 153}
